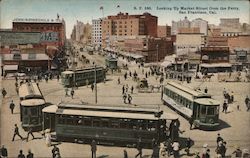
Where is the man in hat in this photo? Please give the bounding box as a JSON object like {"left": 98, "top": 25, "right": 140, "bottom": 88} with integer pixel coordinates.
{"left": 12, "top": 124, "right": 23, "bottom": 141}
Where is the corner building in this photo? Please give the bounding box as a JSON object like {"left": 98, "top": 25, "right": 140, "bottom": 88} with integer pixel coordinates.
{"left": 102, "top": 12, "right": 157, "bottom": 47}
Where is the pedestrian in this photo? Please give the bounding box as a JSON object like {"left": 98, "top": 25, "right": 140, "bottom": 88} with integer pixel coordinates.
{"left": 118, "top": 77, "right": 120, "bottom": 85}
{"left": 204, "top": 87, "right": 208, "bottom": 93}
{"left": 185, "top": 138, "right": 192, "bottom": 156}
{"left": 216, "top": 133, "right": 223, "bottom": 146}
{"left": 245, "top": 96, "right": 249, "bottom": 111}
{"left": 9, "top": 100, "right": 15, "bottom": 114}
{"left": 125, "top": 84, "right": 128, "bottom": 92}
{"left": 45, "top": 131, "right": 52, "bottom": 147}
{"left": 52, "top": 145, "right": 60, "bottom": 158}
{"left": 12, "top": 124, "right": 23, "bottom": 141}
{"left": 135, "top": 137, "right": 142, "bottom": 158}
{"left": 57, "top": 75, "right": 60, "bottom": 82}
{"left": 91, "top": 83, "right": 94, "bottom": 92}
{"left": 2, "top": 88, "right": 7, "bottom": 98}
{"left": 232, "top": 146, "right": 242, "bottom": 158}
{"left": 222, "top": 101, "right": 228, "bottom": 113}
{"left": 122, "top": 85, "right": 125, "bottom": 94}
{"left": 123, "top": 149, "right": 128, "bottom": 158}
{"left": 26, "top": 149, "right": 34, "bottom": 158}
{"left": 18, "top": 150, "right": 25, "bottom": 158}
{"left": 26, "top": 127, "right": 35, "bottom": 142}
{"left": 151, "top": 138, "right": 156, "bottom": 149}
{"left": 15, "top": 82, "right": 19, "bottom": 88}
{"left": 172, "top": 140, "right": 180, "bottom": 158}
{"left": 131, "top": 86, "right": 134, "bottom": 94}
{"left": 45, "top": 75, "right": 48, "bottom": 83}
{"left": 231, "top": 91, "right": 234, "bottom": 102}
{"left": 165, "top": 138, "right": 172, "bottom": 157}
{"left": 124, "top": 73, "right": 127, "bottom": 80}
{"left": 145, "top": 72, "right": 148, "bottom": 78}
{"left": 123, "top": 93, "right": 127, "bottom": 104}
{"left": 127, "top": 94, "right": 132, "bottom": 104}
{"left": 70, "top": 89, "right": 75, "bottom": 99}
{"left": 86, "top": 79, "right": 89, "bottom": 87}
{"left": 129, "top": 71, "right": 132, "bottom": 77}
{"left": 16, "top": 86, "right": 19, "bottom": 95}
{"left": 0, "top": 145, "right": 8, "bottom": 158}
{"left": 91, "top": 140, "right": 97, "bottom": 158}
{"left": 65, "top": 88, "right": 68, "bottom": 96}
{"left": 220, "top": 141, "right": 227, "bottom": 157}
{"left": 189, "top": 116, "right": 194, "bottom": 130}
{"left": 202, "top": 149, "right": 210, "bottom": 158}
{"left": 237, "top": 105, "right": 240, "bottom": 111}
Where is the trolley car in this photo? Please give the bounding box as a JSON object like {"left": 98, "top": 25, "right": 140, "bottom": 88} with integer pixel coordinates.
{"left": 19, "top": 82, "right": 45, "bottom": 131}
{"left": 61, "top": 66, "right": 106, "bottom": 87}
{"left": 162, "top": 81, "right": 220, "bottom": 129}
{"left": 43, "top": 103, "right": 178, "bottom": 148}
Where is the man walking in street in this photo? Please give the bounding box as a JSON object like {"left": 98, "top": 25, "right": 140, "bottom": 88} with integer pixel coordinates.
{"left": 222, "top": 101, "right": 228, "bottom": 113}
{"left": 52, "top": 145, "right": 60, "bottom": 158}
{"left": 131, "top": 86, "right": 134, "bottom": 94}
{"left": 2, "top": 88, "right": 7, "bottom": 98}
{"left": 245, "top": 96, "right": 249, "bottom": 111}
{"left": 91, "top": 83, "right": 94, "bottom": 92}
{"left": 216, "top": 133, "right": 223, "bottom": 146}
{"left": 0, "top": 145, "right": 8, "bottom": 158}
{"left": 91, "top": 140, "right": 97, "bottom": 158}
{"left": 26, "top": 149, "right": 34, "bottom": 158}
{"left": 9, "top": 100, "right": 15, "bottom": 114}
{"left": 26, "top": 127, "right": 35, "bottom": 142}
{"left": 12, "top": 124, "right": 23, "bottom": 141}
{"left": 70, "top": 89, "right": 75, "bottom": 99}
{"left": 122, "top": 85, "right": 125, "bottom": 94}
{"left": 123, "top": 93, "right": 127, "bottom": 104}
{"left": 17, "top": 150, "right": 25, "bottom": 158}
{"left": 128, "top": 94, "right": 132, "bottom": 104}
{"left": 135, "top": 137, "right": 142, "bottom": 158}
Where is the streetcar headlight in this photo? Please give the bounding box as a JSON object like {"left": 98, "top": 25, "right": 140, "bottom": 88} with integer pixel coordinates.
{"left": 209, "top": 119, "right": 214, "bottom": 124}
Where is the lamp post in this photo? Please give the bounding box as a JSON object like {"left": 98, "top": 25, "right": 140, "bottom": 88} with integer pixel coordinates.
{"left": 156, "top": 44, "right": 159, "bottom": 65}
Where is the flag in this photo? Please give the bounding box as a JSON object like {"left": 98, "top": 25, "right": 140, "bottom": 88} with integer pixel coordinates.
{"left": 117, "top": 5, "right": 120, "bottom": 8}
{"left": 100, "top": 6, "right": 103, "bottom": 10}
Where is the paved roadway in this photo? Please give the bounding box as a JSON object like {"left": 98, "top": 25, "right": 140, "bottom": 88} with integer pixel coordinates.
{"left": 0, "top": 53, "right": 250, "bottom": 157}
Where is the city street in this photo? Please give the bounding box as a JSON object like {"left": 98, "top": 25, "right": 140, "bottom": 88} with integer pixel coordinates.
{"left": 1, "top": 52, "right": 250, "bottom": 157}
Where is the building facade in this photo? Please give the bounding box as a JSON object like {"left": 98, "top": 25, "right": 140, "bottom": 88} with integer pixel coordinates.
{"left": 175, "top": 33, "right": 205, "bottom": 55}
{"left": 124, "top": 37, "right": 173, "bottom": 62}
{"left": 92, "top": 19, "right": 102, "bottom": 49}
{"left": 12, "top": 18, "right": 66, "bottom": 47}
{"left": 171, "top": 16, "right": 190, "bottom": 35}
{"left": 191, "top": 18, "right": 208, "bottom": 36}
{"left": 157, "top": 25, "right": 171, "bottom": 37}
{"left": 102, "top": 12, "right": 158, "bottom": 47}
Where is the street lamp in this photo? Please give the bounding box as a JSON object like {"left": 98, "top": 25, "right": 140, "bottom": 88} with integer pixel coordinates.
{"left": 156, "top": 44, "right": 159, "bottom": 64}
{"left": 94, "top": 64, "right": 97, "bottom": 104}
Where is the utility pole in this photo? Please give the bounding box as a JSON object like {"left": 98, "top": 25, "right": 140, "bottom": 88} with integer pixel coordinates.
{"left": 94, "top": 65, "right": 97, "bottom": 104}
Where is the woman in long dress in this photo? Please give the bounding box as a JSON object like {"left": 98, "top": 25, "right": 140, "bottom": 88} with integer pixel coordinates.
{"left": 45, "top": 132, "right": 51, "bottom": 147}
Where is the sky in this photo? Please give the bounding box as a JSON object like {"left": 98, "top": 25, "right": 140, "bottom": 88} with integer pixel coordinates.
{"left": 0, "top": 0, "right": 249, "bottom": 38}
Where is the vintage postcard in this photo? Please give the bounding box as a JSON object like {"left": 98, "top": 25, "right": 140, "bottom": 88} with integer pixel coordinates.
{"left": 0, "top": 0, "right": 249, "bottom": 157}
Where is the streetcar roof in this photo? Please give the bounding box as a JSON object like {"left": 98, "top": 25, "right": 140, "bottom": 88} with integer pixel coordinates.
{"left": 20, "top": 99, "right": 45, "bottom": 106}
{"left": 42, "top": 104, "right": 58, "bottom": 113}
{"left": 165, "top": 81, "right": 210, "bottom": 99}
{"left": 56, "top": 108, "right": 160, "bottom": 120}
{"left": 19, "top": 82, "right": 43, "bottom": 99}
{"left": 194, "top": 98, "right": 220, "bottom": 106}
{"left": 58, "top": 103, "right": 159, "bottom": 113}
{"left": 61, "top": 71, "right": 74, "bottom": 74}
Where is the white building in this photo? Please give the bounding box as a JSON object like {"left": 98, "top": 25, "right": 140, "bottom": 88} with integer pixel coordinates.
{"left": 171, "top": 17, "right": 191, "bottom": 35}
{"left": 175, "top": 33, "right": 205, "bottom": 55}
{"left": 92, "top": 19, "right": 102, "bottom": 49}
{"left": 191, "top": 18, "right": 208, "bottom": 36}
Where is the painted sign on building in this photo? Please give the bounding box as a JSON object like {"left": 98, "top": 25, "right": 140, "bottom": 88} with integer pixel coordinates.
{"left": 40, "top": 32, "right": 59, "bottom": 42}
{"left": 0, "top": 32, "right": 41, "bottom": 44}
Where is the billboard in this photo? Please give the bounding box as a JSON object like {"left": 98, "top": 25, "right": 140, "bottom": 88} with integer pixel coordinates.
{"left": 0, "top": 32, "right": 41, "bottom": 44}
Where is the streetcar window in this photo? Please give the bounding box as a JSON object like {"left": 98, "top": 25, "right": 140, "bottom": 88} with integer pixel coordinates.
{"left": 83, "top": 118, "right": 92, "bottom": 126}
{"left": 110, "top": 120, "right": 120, "bottom": 128}
{"left": 93, "top": 119, "right": 100, "bottom": 127}
{"left": 30, "top": 108, "right": 38, "bottom": 116}
{"left": 23, "top": 108, "right": 28, "bottom": 115}
{"left": 201, "top": 106, "right": 206, "bottom": 115}
{"left": 206, "top": 106, "right": 215, "bottom": 115}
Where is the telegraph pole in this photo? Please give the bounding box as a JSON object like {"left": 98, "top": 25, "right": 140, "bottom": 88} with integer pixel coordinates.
{"left": 94, "top": 65, "right": 97, "bottom": 104}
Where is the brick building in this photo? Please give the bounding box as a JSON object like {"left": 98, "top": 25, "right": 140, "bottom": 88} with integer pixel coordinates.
{"left": 157, "top": 25, "right": 171, "bottom": 37}
{"left": 12, "top": 18, "right": 66, "bottom": 47}
{"left": 124, "top": 37, "right": 173, "bottom": 62}
{"left": 102, "top": 12, "right": 157, "bottom": 47}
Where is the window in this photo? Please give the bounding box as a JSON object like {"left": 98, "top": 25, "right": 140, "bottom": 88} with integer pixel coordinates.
{"left": 200, "top": 106, "right": 206, "bottom": 115}
{"left": 13, "top": 53, "right": 21, "bottom": 60}
{"left": 30, "top": 108, "right": 38, "bottom": 116}
{"left": 207, "top": 107, "right": 215, "bottom": 115}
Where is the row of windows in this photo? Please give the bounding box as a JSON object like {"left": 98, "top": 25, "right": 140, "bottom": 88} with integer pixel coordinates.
{"left": 15, "top": 26, "right": 61, "bottom": 31}
{"left": 56, "top": 115, "right": 159, "bottom": 131}
{"left": 164, "top": 88, "right": 193, "bottom": 109}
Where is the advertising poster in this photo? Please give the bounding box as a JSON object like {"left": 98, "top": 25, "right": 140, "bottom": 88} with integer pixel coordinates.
{"left": 0, "top": 0, "right": 249, "bottom": 157}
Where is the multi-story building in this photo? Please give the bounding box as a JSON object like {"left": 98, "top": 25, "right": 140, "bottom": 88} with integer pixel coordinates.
{"left": 175, "top": 33, "right": 205, "bottom": 55}
{"left": 157, "top": 25, "right": 171, "bottom": 37}
{"left": 171, "top": 16, "right": 190, "bottom": 35}
{"left": 219, "top": 18, "right": 241, "bottom": 30}
{"left": 102, "top": 12, "right": 158, "bottom": 47}
{"left": 12, "top": 18, "right": 66, "bottom": 47}
{"left": 191, "top": 18, "right": 208, "bottom": 36}
{"left": 124, "top": 36, "right": 173, "bottom": 62}
{"left": 92, "top": 19, "right": 102, "bottom": 49}
{"left": 75, "top": 21, "right": 84, "bottom": 42}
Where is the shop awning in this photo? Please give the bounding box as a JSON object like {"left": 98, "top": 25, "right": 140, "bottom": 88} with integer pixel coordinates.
{"left": 200, "top": 63, "right": 232, "bottom": 68}
{"left": 3, "top": 65, "right": 18, "bottom": 71}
